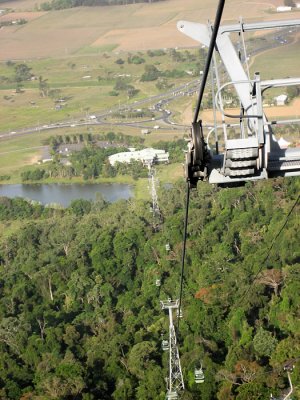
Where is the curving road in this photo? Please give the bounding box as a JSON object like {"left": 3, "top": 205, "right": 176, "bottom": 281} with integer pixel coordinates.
{"left": 1, "top": 26, "right": 298, "bottom": 141}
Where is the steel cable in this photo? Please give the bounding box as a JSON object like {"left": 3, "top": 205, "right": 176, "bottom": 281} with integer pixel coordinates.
{"left": 177, "top": 182, "right": 190, "bottom": 331}
{"left": 178, "top": 0, "right": 226, "bottom": 332}
{"left": 237, "top": 193, "right": 300, "bottom": 307}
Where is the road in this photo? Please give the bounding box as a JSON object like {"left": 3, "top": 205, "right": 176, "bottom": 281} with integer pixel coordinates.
{"left": 1, "top": 26, "right": 298, "bottom": 141}
{"left": 0, "top": 79, "right": 199, "bottom": 141}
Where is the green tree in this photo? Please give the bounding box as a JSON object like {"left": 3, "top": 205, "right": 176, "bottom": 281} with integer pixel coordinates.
{"left": 127, "top": 341, "right": 157, "bottom": 379}
{"left": 253, "top": 328, "right": 278, "bottom": 358}
{"left": 140, "top": 64, "right": 161, "bottom": 81}
{"left": 14, "top": 63, "right": 32, "bottom": 82}
{"left": 69, "top": 199, "right": 92, "bottom": 216}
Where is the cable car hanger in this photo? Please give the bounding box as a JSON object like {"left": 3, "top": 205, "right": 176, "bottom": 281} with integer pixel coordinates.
{"left": 178, "top": 10, "right": 300, "bottom": 187}
{"left": 177, "top": 0, "right": 226, "bottom": 335}
{"left": 171, "top": 2, "right": 300, "bottom": 398}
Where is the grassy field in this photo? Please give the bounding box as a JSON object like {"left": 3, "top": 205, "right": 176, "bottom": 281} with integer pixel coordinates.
{"left": 0, "top": 46, "right": 199, "bottom": 132}
{"left": 0, "top": 121, "right": 185, "bottom": 180}
{"left": 0, "top": 0, "right": 288, "bottom": 60}
{"left": 249, "top": 34, "right": 300, "bottom": 78}
{"left": 0, "top": 35, "right": 299, "bottom": 179}
{"left": 0, "top": 0, "right": 299, "bottom": 184}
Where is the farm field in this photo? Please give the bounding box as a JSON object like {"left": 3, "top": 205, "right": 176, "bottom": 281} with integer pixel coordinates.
{"left": 0, "top": 46, "right": 203, "bottom": 132}
{"left": 249, "top": 32, "right": 300, "bottom": 78}
{"left": 0, "top": 0, "right": 299, "bottom": 180}
{"left": 0, "top": 0, "right": 294, "bottom": 60}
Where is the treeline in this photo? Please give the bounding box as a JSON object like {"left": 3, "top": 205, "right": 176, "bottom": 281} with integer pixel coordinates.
{"left": 140, "top": 65, "right": 187, "bottom": 82}
{"left": 21, "top": 146, "right": 148, "bottom": 181}
{"left": 0, "top": 196, "right": 60, "bottom": 220}
{"left": 0, "top": 177, "right": 299, "bottom": 399}
{"left": 21, "top": 137, "right": 183, "bottom": 182}
{"left": 47, "top": 131, "right": 145, "bottom": 150}
{"left": 40, "top": 0, "right": 165, "bottom": 11}
{"left": 21, "top": 147, "right": 124, "bottom": 181}
{"left": 153, "top": 139, "right": 186, "bottom": 162}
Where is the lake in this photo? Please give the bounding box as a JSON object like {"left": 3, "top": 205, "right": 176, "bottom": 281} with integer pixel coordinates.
{"left": 0, "top": 183, "right": 134, "bottom": 207}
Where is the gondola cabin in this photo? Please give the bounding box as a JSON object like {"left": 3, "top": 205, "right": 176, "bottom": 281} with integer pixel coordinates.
{"left": 194, "top": 367, "right": 205, "bottom": 384}
{"left": 162, "top": 340, "right": 169, "bottom": 351}
{"left": 166, "top": 391, "right": 178, "bottom": 400}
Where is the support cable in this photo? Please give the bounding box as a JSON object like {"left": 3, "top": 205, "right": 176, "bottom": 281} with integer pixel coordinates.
{"left": 210, "top": 54, "right": 219, "bottom": 154}
{"left": 193, "top": 0, "right": 226, "bottom": 124}
{"left": 212, "top": 50, "right": 226, "bottom": 149}
{"left": 237, "top": 193, "right": 299, "bottom": 307}
{"left": 239, "top": 17, "right": 251, "bottom": 81}
{"left": 177, "top": 182, "right": 190, "bottom": 331}
{"left": 178, "top": 0, "right": 226, "bottom": 330}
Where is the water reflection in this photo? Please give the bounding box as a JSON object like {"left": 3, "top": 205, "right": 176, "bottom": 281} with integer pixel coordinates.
{"left": 0, "top": 183, "right": 133, "bottom": 207}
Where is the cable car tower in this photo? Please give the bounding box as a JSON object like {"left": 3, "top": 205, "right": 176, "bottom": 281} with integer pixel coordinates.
{"left": 147, "top": 162, "right": 162, "bottom": 230}
{"left": 270, "top": 363, "right": 295, "bottom": 400}
{"left": 160, "top": 299, "right": 185, "bottom": 400}
{"left": 177, "top": 16, "right": 300, "bottom": 187}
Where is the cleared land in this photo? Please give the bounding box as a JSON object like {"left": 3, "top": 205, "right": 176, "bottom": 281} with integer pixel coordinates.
{"left": 0, "top": 47, "right": 199, "bottom": 131}
{"left": 0, "top": 11, "right": 46, "bottom": 21}
{"left": 0, "top": 0, "right": 299, "bottom": 179}
{"left": 182, "top": 98, "right": 300, "bottom": 126}
{"left": 0, "top": 0, "right": 287, "bottom": 60}
{"left": 249, "top": 32, "right": 300, "bottom": 78}
{"left": 0, "top": 124, "right": 184, "bottom": 181}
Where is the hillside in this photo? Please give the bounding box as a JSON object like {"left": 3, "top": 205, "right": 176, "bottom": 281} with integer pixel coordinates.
{"left": 0, "top": 177, "right": 299, "bottom": 399}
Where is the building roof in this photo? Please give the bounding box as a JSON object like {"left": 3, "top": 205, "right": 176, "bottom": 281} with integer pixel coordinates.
{"left": 276, "top": 6, "right": 292, "bottom": 11}
{"left": 108, "top": 148, "right": 169, "bottom": 166}
{"left": 275, "top": 94, "right": 288, "bottom": 102}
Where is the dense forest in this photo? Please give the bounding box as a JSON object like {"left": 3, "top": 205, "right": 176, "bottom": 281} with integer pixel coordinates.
{"left": 40, "top": 0, "right": 165, "bottom": 11}
{"left": 0, "top": 176, "right": 299, "bottom": 399}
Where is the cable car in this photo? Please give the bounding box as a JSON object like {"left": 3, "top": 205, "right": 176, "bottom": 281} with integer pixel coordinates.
{"left": 166, "top": 391, "right": 178, "bottom": 400}
{"left": 155, "top": 278, "right": 161, "bottom": 287}
{"left": 194, "top": 365, "right": 205, "bottom": 384}
{"left": 176, "top": 308, "right": 183, "bottom": 318}
{"left": 178, "top": 18, "right": 300, "bottom": 187}
{"left": 165, "top": 243, "right": 171, "bottom": 251}
{"left": 162, "top": 340, "right": 169, "bottom": 351}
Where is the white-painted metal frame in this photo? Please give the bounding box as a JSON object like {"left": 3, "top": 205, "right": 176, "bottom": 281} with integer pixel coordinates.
{"left": 161, "top": 299, "right": 185, "bottom": 399}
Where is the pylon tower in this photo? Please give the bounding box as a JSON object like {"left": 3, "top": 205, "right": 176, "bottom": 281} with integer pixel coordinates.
{"left": 147, "top": 163, "right": 162, "bottom": 230}
{"left": 160, "top": 299, "right": 184, "bottom": 399}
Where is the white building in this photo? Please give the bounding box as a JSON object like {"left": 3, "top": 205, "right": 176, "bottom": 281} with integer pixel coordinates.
{"left": 108, "top": 148, "right": 169, "bottom": 166}
{"left": 276, "top": 6, "right": 292, "bottom": 11}
{"left": 275, "top": 94, "right": 288, "bottom": 106}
